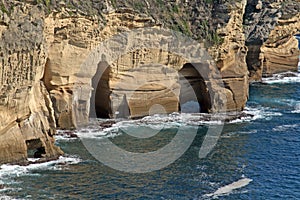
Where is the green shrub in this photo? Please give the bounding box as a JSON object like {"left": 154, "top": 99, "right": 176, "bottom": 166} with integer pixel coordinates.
{"left": 0, "top": 2, "right": 8, "bottom": 14}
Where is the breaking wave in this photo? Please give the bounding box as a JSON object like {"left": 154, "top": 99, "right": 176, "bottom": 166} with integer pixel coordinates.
{"left": 203, "top": 177, "right": 252, "bottom": 198}
{"left": 272, "top": 124, "right": 299, "bottom": 132}
{"left": 0, "top": 156, "right": 81, "bottom": 198}
{"left": 262, "top": 72, "right": 300, "bottom": 84}
{"left": 54, "top": 104, "right": 284, "bottom": 141}
{"left": 292, "top": 102, "right": 300, "bottom": 113}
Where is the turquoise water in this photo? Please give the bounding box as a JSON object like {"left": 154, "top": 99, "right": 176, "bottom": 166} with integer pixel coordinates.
{"left": 0, "top": 73, "right": 300, "bottom": 199}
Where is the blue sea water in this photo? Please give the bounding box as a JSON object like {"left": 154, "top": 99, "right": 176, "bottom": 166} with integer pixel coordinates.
{"left": 0, "top": 72, "right": 300, "bottom": 200}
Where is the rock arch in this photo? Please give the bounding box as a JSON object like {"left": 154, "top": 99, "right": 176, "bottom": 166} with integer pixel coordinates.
{"left": 179, "top": 63, "right": 211, "bottom": 113}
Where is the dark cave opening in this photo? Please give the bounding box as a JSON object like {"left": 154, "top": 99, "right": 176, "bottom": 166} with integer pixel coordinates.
{"left": 94, "top": 66, "right": 111, "bottom": 118}
{"left": 26, "top": 139, "right": 46, "bottom": 159}
{"left": 92, "top": 62, "right": 211, "bottom": 119}
{"left": 178, "top": 63, "right": 211, "bottom": 113}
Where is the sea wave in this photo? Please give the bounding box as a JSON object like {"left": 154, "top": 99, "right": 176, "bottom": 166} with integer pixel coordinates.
{"left": 222, "top": 130, "right": 258, "bottom": 138}
{"left": 0, "top": 156, "right": 81, "bottom": 188}
{"left": 272, "top": 124, "right": 299, "bottom": 132}
{"left": 71, "top": 113, "right": 250, "bottom": 139}
{"left": 0, "top": 195, "right": 14, "bottom": 200}
{"left": 203, "top": 177, "right": 252, "bottom": 198}
{"left": 292, "top": 102, "right": 300, "bottom": 113}
{"left": 0, "top": 156, "right": 81, "bottom": 199}
{"left": 262, "top": 71, "right": 300, "bottom": 84}
{"left": 224, "top": 105, "right": 282, "bottom": 125}
{"left": 59, "top": 106, "right": 282, "bottom": 140}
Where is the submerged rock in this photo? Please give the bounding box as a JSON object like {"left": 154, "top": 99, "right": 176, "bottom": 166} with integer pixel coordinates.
{"left": 56, "top": 131, "right": 79, "bottom": 139}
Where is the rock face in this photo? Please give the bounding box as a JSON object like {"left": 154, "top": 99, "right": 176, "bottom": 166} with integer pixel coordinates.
{"left": 44, "top": 0, "right": 250, "bottom": 128}
{"left": 0, "top": 2, "right": 63, "bottom": 164}
{"left": 0, "top": 0, "right": 299, "bottom": 164}
{"left": 244, "top": 0, "right": 300, "bottom": 80}
{"left": 260, "top": 15, "right": 300, "bottom": 77}
{"left": 209, "top": 0, "right": 249, "bottom": 112}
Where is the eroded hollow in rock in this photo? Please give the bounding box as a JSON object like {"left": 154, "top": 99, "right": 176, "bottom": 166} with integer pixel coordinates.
{"left": 93, "top": 62, "right": 211, "bottom": 119}
{"left": 94, "top": 66, "right": 111, "bottom": 118}
{"left": 178, "top": 63, "right": 211, "bottom": 113}
{"left": 26, "top": 139, "right": 46, "bottom": 158}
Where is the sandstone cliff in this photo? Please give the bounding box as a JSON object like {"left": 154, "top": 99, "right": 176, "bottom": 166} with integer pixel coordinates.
{"left": 43, "top": 0, "right": 250, "bottom": 128}
{"left": 0, "top": 0, "right": 299, "bottom": 164}
{"left": 0, "top": 1, "right": 63, "bottom": 164}
{"left": 244, "top": 0, "right": 300, "bottom": 80}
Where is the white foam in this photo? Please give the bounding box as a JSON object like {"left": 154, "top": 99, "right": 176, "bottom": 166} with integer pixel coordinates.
{"left": 0, "top": 156, "right": 81, "bottom": 183}
{"left": 270, "top": 99, "right": 300, "bottom": 114}
{"left": 204, "top": 178, "right": 252, "bottom": 198}
{"left": 76, "top": 108, "right": 280, "bottom": 139}
{"left": 75, "top": 126, "right": 120, "bottom": 139}
{"left": 272, "top": 124, "right": 299, "bottom": 132}
{"left": 229, "top": 114, "right": 254, "bottom": 124}
{"left": 243, "top": 106, "right": 282, "bottom": 121}
{"left": 292, "top": 102, "right": 300, "bottom": 113}
{"left": 222, "top": 130, "right": 258, "bottom": 138}
{"left": 0, "top": 156, "right": 80, "bottom": 199}
{"left": 54, "top": 135, "right": 77, "bottom": 142}
{"left": 76, "top": 113, "right": 226, "bottom": 139}
{"left": 139, "top": 113, "right": 224, "bottom": 126}
{"left": 0, "top": 195, "right": 14, "bottom": 200}
{"left": 54, "top": 130, "right": 79, "bottom": 142}
{"left": 262, "top": 72, "right": 300, "bottom": 84}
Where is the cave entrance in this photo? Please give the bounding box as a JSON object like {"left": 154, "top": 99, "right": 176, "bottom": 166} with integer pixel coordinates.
{"left": 94, "top": 66, "right": 111, "bottom": 118}
{"left": 92, "top": 62, "right": 211, "bottom": 119}
{"left": 26, "top": 139, "right": 46, "bottom": 159}
{"left": 178, "top": 63, "right": 211, "bottom": 113}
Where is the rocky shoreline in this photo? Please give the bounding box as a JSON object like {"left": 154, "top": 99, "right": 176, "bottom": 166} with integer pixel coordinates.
{"left": 0, "top": 0, "right": 299, "bottom": 164}
{"left": 55, "top": 111, "right": 254, "bottom": 138}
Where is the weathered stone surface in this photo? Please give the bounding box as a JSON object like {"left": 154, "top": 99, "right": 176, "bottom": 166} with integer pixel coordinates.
{"left": 209, "top": 0, "right": 249, "bottom": 112}
{"left": 244, "top": 0, "right": 300, "bottom": 81}
{"left": 260, "top": 15, "right": 300, "bottom": 77}
{"left": 44, "top": 1, "right": 250, "bottom": 126}
{"left": 89, "top": 28, "right": 229, "bottom": 120}
{"left": 1, "top": 0, "right": 299, "bottom": 164}
{"left": 0, "top": 2, "right": 63, "bottom": 164}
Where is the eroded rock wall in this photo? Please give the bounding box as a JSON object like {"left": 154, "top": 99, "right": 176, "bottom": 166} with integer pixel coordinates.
{"left": 0, "top": 2, "right": 63, "bottom": 164}
{"left": 43, "top": 9, "right": 158, "bottom": 128}
{"left": 43, "top": 0, "right": 250, "bottom": 127}
{"left": 209, "top": 0, "right": 249, "bottom": 112}
{"left": 260, "top": 14, "right": 300, "bottom": 77}
{"left": 0, "top": 0, "right": 299, "bottom": 164}
{"left": 244, "top": 0, "right": 300, "bottom": 80}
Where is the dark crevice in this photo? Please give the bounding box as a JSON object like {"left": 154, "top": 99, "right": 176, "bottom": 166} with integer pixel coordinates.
{"left": 26, "top": 139, "right": 46, "bottom": 159}
{"left": 92, "top": 60, "right": 111, "bottom": 118}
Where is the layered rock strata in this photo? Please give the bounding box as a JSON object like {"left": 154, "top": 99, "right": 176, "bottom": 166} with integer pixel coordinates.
{"left": 0, "top": 0, "right": 299, "bottom": 164}
{"left": 244, "top": 0, "right": 300, "bottom": 80}
{"left": 44, "top": 0, "right": 250, "bottom": 128}
{"left": 209, "top": 0, "right": 249, "bottom": 112}
{"left": 0, "top": 2, "right": 63, "bottom": 164}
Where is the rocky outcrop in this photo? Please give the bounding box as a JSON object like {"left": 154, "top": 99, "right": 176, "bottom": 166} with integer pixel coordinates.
{"left": 0, "top": 2, "right": 63, "bottom": 164}
{"left": 209, "top": 0, "right": 249, "bottom": 112}
{"left": 0, "top": 0, "right": 299, "bottom": 164}
{"left": 43, "top": 9, "right": 159, "bottom": 128}
{"left": 43, "top": 0, "right": 250, "bottom": 128}
{"left": 244, "top": 0, "right": 300, "bottom": 80}
{"left": 260, "top": 14, "right": 300, "bottom": 77}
